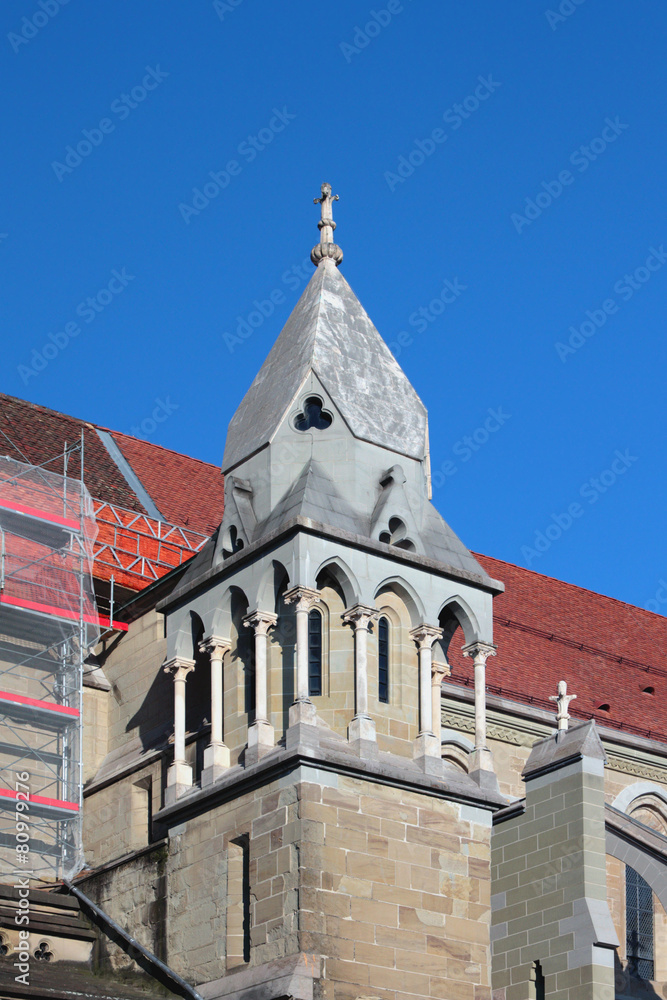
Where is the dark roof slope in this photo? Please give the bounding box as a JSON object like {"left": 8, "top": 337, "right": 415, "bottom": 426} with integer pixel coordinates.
{"left": 0, "top": 394, "right": 224, "bottom": 535}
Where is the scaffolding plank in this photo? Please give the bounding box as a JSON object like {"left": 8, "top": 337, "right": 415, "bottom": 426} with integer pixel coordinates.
{"left": 0, "top": 688, "right": 79, "bottom": 725}
{"left": 0, "top": 787, "right": 78, "bottom": 819}
{"left": 0, "top": 594, "right": 128, "bottom": 632}
{"left": 0, "top": 496, "right": 81, "bottom": 531}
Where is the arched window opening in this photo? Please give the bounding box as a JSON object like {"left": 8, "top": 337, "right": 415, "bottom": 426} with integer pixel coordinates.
{"left": 378, "top": 616, "right": 389, "bottom": 704}
{"left": 597, "top": 703, "right": 610, "bottom": 712}
{"left": 223, "top": 525, "right": 244, "bottom": 558}
{"left": 308, "top": 609, "right": 322, "bottom": 697}
{"left": 626, "top": 865, "right": 654, "bottom": 980}
{"left": 643, "top": 686, "right": 655, "bottom": 695}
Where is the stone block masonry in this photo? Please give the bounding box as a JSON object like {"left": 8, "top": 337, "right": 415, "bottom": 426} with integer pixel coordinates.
{"left": 490, "top": 721, "right": 618, "bottom": 1000}
{"left": 86, "top": 763, "right": 495, "bottom": 996}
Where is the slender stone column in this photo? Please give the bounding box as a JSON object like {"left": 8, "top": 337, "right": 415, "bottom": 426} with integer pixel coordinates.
{"left": 243, "top": 610, "right": 277, "bottom": 762}
{"left": 462, "top": 640, "right": 497, "bottom": 779}
{"left": 163, "top": 656, "right": 195, "bottom": 803}
{"left": 409, "top": 625, "right": 443, "bottom": 765}
{"left": 200, "top": 636, "right": 231, "bottom": 786}
{"left": 431, "top": 661, "right": 450, "bottom": 745}
{"left": 342, "top": 605, "right": 379, "bottom": 756}
{"left": 283, "top": 586, "right": 320, "bottom": 729}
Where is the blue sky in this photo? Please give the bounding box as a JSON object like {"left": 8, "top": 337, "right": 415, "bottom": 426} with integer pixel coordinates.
{"left": 1, "top": 0, "right": 666, "bottom": 611}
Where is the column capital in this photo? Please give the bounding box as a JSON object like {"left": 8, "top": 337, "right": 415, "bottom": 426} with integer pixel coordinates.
{"left": 342, "top": 604, "right": 379, "bottom": 631}
{"left": 462, "top": 641, "right": 497, "bottom": 665}
{"left": 431, "top": 661, "right": 450, "bottom": 685}
{"left": 199, "top": 635, "right": 231, "bottom": 659}
{"left": 409, "top": 624, "right": 443, "bottom": 649}
{"left": 163, "top": 657, "right": 195, "bottom": 682}
{"left": 283, "top": 586, "right": 321, "bottom": 613}
{"left": 243, "top": 610, "right": 278, "bottom": 636}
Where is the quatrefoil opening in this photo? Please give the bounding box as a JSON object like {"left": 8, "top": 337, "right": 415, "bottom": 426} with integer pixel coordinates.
{"left": 293, "top": 396, "right": 333, "bottom": 432}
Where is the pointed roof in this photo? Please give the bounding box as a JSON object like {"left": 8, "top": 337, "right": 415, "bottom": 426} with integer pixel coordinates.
{"left": 222, "top": 261, "right": 428, "bottom": 472}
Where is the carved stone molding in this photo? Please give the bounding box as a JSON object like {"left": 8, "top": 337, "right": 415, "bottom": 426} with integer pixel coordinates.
{"left": 606, "top": 755, "right": 667, "bottom": 783}
{"left": 441, "top": 711, "right": 540, "bottom": 749}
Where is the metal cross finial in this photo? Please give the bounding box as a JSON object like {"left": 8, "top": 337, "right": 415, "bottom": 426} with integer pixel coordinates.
{"left": 549, "top": 679, "right": 576, "bottom": 731}
{"left": 311, "top": 182, "right": 343, "bottom": 268}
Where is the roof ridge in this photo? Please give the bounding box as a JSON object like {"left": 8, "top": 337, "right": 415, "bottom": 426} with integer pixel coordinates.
{"left": 0, "top": 391, "right": 92, "bottom": 427}
{"left": 0, "top": 392, "right": 221, "bottom": 473}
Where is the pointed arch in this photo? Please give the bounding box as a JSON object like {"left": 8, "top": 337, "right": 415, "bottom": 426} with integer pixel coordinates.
{"left": 315, "top": 557, "right": 360, "bottom": 608}
{"left": 374, "top": 576, "right": 425, "bottom": 627}
{"left": 253, "top": 559, "right": 290, "bottom": 613}
{"left": 612, "top": 782, "right": 667, "bottom": 818}
{"left": 209, "top": 587, "right": 238, "bottom": 639}
{"left": 167, "top": 611, "right": 195, "bottom": 660}
{"left": 186, "top": 611, "right": 210, "bottom": 736}
{"left": 437, "top": 596, "right": 481, "bottom": 653}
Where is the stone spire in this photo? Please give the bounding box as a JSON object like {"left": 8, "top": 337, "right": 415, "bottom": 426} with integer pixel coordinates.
{"left": 311, "top": 182, "right": 343, "bottom": 267}
{"left": 550, "top": 679, "right": 576, "bottom": 731}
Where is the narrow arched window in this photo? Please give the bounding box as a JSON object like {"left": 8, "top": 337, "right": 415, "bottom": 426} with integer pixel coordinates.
{"left": 626, "top": 865, "right": 654, "bottom": 979}
{"left": 378, "top": 616, "right": 389, "bottom": 704}
{"left": 308, "top": 609, "right": 322, "bottom": 696}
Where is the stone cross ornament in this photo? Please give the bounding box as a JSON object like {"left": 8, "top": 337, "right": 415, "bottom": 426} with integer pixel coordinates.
{"left": 311, "top": 182, "right": 343, "bottom": 267}
{"left": 549, "top": 679, "right": 576, "bottom": 731}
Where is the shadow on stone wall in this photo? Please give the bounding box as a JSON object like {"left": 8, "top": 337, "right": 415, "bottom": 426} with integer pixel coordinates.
{"left": 615, "top": 950, "right": 666, "bottom": 1000}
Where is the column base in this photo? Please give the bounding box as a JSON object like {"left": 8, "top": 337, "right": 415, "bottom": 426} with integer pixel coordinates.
{"left": 201, "top": 742, "right": 231, "bottom": 787}
{"left": 348, "top": 715, "right": 378, "bottom": 760}
{"left": 468, "top": 747, "right": 499, "bottom": 792}
{"left": 164, "top": 760, "right": 193, "bottom": 805}
{"left": 286, "top": 700, "right": 320, "bottom": 750}
{"left": 246, "top": 720, "right": 275, "bottom": 765}
{"left": 288, "top": 699, "right": 317, "bottom": 726}
{"left": 413, "top": 732, "right": 443, "bottom": 775}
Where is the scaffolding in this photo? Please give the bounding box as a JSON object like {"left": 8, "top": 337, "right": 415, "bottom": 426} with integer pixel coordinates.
{"left": 0, "top": 442, "right": 99, "bottom": 882}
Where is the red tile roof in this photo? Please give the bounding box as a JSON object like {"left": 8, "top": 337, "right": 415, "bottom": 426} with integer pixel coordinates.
{"left": 0, "top": 394, "right": 224, "bottom": 536}
{"left": 447, "top": 553, "right": 667, "bottom": 743}
{"left": 0, "top": 394, "right": 143, "bottom": 513}
{"left": 112, "top": 431, "right": 223, "bottom": 536}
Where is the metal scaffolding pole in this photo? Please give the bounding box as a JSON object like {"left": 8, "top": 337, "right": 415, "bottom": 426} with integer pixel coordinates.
{"left": 0, "top": 443, "right": 99, "bottom": 882}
